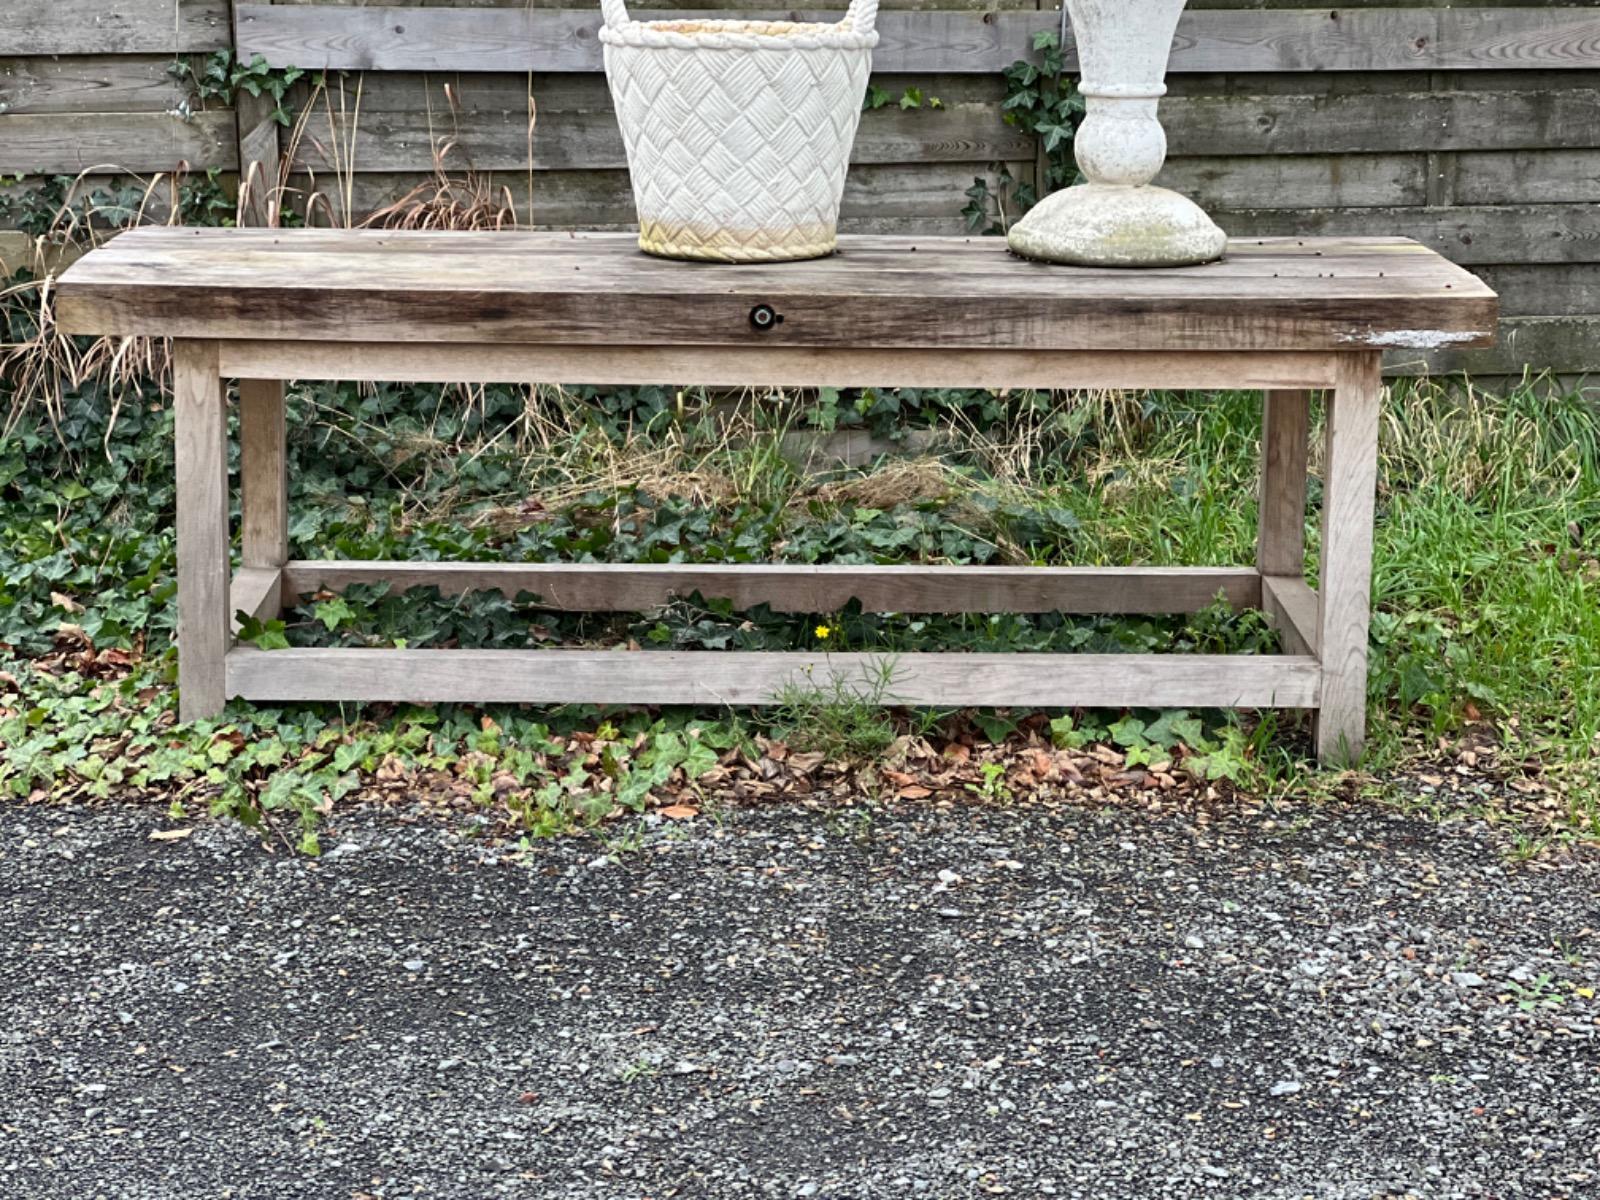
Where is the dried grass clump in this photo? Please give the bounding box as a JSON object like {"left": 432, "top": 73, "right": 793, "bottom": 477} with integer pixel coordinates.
{"left": 361, "top": 151, "right": 520, "bottom": 233}
{"left": 3, "top": 74, "right": 539, "bottom": 445}
{"left": 799, "top": 456, "right": 963, "bottom": 509}
{"left": 2, "top": 170, "right": 189, "bottom": 440}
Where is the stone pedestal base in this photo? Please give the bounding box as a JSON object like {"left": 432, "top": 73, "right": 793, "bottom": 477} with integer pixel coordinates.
{"left": 1008, "top": 183, "right": 1226, "bottom": 268}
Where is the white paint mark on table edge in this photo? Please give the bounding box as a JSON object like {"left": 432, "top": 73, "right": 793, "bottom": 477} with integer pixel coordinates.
{"left": 1339, "top": 329, "right": 1491, "bottom": 350}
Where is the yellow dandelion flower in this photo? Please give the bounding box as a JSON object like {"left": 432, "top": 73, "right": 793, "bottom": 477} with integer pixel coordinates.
{"left": 815, "top": 624, "right": 832, "bottom": 640}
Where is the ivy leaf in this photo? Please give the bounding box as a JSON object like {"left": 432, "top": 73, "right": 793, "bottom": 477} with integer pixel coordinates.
{"left": 862, "top": 83, "right": 891, "bottom": 111}
{"left": 314, "top": 595, "right": 356, "bottom": 632}
{"left": 1037, "top": 121, "right": 1074, "bottom": 153}
{"left": 237, "top": 614, "right": 290, "bottom": 649}
{"left": 1109, "top": 716, "right": 1149, "bottom": 750}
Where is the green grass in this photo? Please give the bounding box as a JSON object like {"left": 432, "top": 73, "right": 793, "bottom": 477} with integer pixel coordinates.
{"left": 3, "top": 336, "right": 1599, "bottom": 845}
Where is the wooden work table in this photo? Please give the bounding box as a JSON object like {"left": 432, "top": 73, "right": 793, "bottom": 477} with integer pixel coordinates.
{"left": 56, "top": 228, "right": 1498, "bottom": 763}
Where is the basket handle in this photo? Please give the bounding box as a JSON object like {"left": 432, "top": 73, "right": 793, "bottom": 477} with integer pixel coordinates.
{"left": 602, "top": 1, "right": 875, "bottom": 35}
{"left": 846, "top": 0, "right": 879, "bottom": 36}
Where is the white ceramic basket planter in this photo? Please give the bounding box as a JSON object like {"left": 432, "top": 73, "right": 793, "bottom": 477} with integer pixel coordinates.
{"left": 1008, "top": 0, "right": 1226, "bottom": 268}
{"left": 600, "top": 0, "right": 879, "bottom": 262}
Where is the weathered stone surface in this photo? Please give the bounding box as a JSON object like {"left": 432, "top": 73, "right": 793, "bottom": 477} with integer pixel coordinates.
{"left": 1010, "top": 0, "right": 1226, "bottom": 268}
{"left": 1007, "top": 183, "right": 1227, "bottom": 268}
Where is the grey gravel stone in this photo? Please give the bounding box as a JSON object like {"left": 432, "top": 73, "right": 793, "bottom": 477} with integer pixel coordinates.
{"left": 1, "top": 799, "right": 1597, "bottom": 1199}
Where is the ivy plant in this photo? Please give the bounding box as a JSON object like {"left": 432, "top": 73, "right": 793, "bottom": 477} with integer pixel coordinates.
{"left": 963, "top": 30, "right": 1086, "bottom": 234}
{"left": 171, "top": 51, "right": 314, "bottom": 126}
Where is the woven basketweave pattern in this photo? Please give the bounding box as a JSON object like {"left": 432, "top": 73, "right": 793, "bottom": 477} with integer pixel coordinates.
{"left": 600, "top": 0, "right": 878, "bottom": 262}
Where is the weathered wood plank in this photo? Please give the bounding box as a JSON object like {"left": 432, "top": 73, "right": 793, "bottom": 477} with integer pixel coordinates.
{"left": 0, "top": 112, "right": 238, "bottom": 174}
{"left": 173, "top": 339, "right": 230, "bottom": 723}
{"left": 289, "top": 162, "right": 1015, "bottom": 237}
{"left": 54, "top": 230, "right": 1500, "bottom": 354}
{"left": 236, "top": 103, "right": 282, "bottom": 226}
{"left": 1165, "top": 89, "right": 1600, "bottom": 156}
{"left": 234, "top": 5, "right": 1600, "bottom": 75}
{"left": 218, "top": 342, "right": 1341, "bottom": 391}
{"left": 1474, "top": 263, "right": 1600, "bottom": 318}
{"left": 295, "top": 66, "right": 1005, "bottom": 116}
{"left": 1216, "top": 204, "right": 1600, "bottom": 266}
{"left": 239, "top": 379, "right": 288, "bottom": 575}
{"left": 234, "top": 0, "right": 286, "bottom": 229}
{"left": 1163, "top": 153, "right": 1427, "bottom": 211}
{"left": 280, "top": 90, "right": 1600, "bottom": 181}
{"left": 279, "top": 561, "right": 1263, "bottom": 615}
{"left": 1315, "top": 353, "right": 1382, "bottom": 765}
{"left": 0, "top": 55, "right": 189, "bottom": 115}
{"left": 290, "top": 177, "right": 1600, "bottom": 268}
{"left": 1453, "top": 148, "right": 1600, "bottom": 205}
{"left": 1257, "top": 389, "right": 1311, "bottom": 579}
{"left": 3, "top": 0, "right": 231, "bottom": 55}
{"left": 1388, "top": 315, "right": 1600, "bottom": 377}
{"left": 226, "top": 647, "right": 1325, "bottom": 708}
{"left": 289, "top": 104, "right": 1034, "bottom": 173}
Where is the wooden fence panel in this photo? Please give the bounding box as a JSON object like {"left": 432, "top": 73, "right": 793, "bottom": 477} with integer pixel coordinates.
{"left": 4, "top": 2, "right": 1600, "bottom": 376}
{"left": 0, "top": 3, "right": 234, "bottom": 271}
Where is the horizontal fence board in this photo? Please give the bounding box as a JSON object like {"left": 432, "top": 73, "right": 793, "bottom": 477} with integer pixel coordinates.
{"left": 293, "top": 161, "right": 1014, "bottom": 233}
{"left": 301, "top": 175, "right": 1600, "bottom": 267}
{"left": 3, "top": 0, "right": 230, "bottom": 55}
{"left": 289, "top": 103, "right": 1033, "bottom": 173}
{"left": 1452, "top": 148, "right": 1600, "bottom": 205}
{"left": 295, "top": 67, "right": 1007, "bottom": 114}
{"left": 226, "top": 646, "right": 1325, "bottom": 708}
{"left": 1162, "top": 154, "right": 1427, "bottom": 210}
{"left": 306, "top": 158, "right": 1436, "bottom": 228}
{"left": 1392, "top": 315, "right": 1600, "bottom": 377}
{"left": 234, "top": 5, "right": 1600, "bottom": 75}
{"left": 0, "top": 55, "right": 191, "bottom": 115}
{"left": 1215, "top": 204, "right": 1600, "bottom": 266}
{"left": 1165, "top": 88, "right": 1600, "bottom": 156}
{"left": 0, "top": 111, "right": 238, "bottom": 174}
{"left": 279, "top": 84, "right": 1600, "bottom": 179}
{"left": 1474, "top": 263, "right": 1600, "bottom": 318}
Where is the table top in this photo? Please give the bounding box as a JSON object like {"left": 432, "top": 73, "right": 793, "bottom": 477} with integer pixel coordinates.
{"left": 56, "top": 228, "right": 1497, "bottom": 353}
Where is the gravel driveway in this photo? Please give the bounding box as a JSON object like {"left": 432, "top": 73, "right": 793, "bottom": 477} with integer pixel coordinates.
{"left": 2, "top": 797, "right": 1597, "bottom": 1199}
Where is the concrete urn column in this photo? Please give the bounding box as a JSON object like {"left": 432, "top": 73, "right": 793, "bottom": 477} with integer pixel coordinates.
{"left": 1008, "top": 0, "right": 1226, "bottom": 267}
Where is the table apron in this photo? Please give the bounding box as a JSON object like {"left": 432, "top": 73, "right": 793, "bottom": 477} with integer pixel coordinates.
{"left": 216, "top": 341, "right": 1344, "bottom": 391}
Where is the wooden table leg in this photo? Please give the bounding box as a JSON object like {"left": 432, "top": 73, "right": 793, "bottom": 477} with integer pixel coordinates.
{"left": 1315, "top": 354, "right": 1382, "bottom": 765}
{"left": 1258, "top": 388, "right": 1313, "bottom": 655}
{"left": 173, "top": 340, "right": 230, "bottom": 722}
{"left": 239, "top": 378, "right": 288, "bottom": 615}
